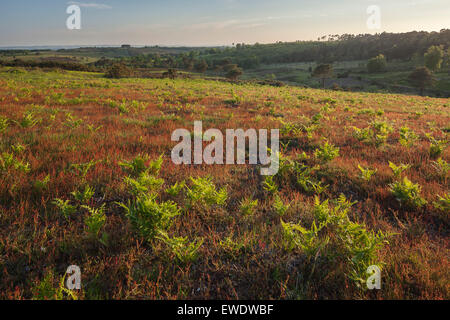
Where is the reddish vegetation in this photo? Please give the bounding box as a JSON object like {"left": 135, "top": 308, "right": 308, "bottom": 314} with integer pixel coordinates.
{"left": 0, "top": 68, "right": 448, "bottom": 299}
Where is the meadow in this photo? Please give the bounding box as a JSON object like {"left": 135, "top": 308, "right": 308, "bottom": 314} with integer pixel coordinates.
{"left": 0, "top": 66, "right": 448, "bottom": 300}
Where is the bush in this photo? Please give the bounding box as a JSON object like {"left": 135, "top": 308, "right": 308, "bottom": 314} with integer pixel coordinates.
{"left": 367, "top": 54, "right": 387, "bottom": 73}
{"left": 105, "top": 63, "right": 132, "bottom": 79}
{"left": 225, "top": 66, "right": 243, "bottom": 80}
{"left": 409, "top": 67, "right": 434, "bottom": 96}
{"left": 312, "top": 64, "right": 333, "bottom": 88}
{"left": 424, "top": 45, "right": 444, "bottom": 72}
{"left": 163, "top": 68, "right": 178, "bottom": 79}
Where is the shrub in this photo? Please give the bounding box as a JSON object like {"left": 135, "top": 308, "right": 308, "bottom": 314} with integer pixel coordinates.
{"left": 424, "top": 45, "right": 444, "bottom": 72}
{"left": 105, "top": 63, "right": 132, "bottom": 79}
{"left": 225, "top": 66, "right": 243, "bottom": 80}
{"left": 409, "top": 67, "right": 434, "bottom": 96}
{"left": 312, "top": 64, "right": 333, "bottom": 88}
{"left": 163, "top": 68, "right": 178, "bottom": 79}
{"left": 367, "top": 54, "right": 387, "bottom": 73}
{"left": 12, "top": 143, "right": 26, "bottom": 154}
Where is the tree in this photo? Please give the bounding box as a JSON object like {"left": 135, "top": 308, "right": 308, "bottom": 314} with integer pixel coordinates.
{"left": 105, "top": 63, "right": 132, "bottom": 79}
{"left": 163, "top": 68, "right": 178, "bottom": 79}
{"left": 195, "top": 60, "right": 208, "bottom": 73}
{"left": 443, "top": 48, "right": 450, "bottom": 71}
{"left": 409, "top": 67, "right": 434, "bottom": 96}
{"left": 312, "top": 64, "right": 333, "bottom": 88}
{"left": 424, "top": 46, "right": 444, "bottom": 72}
{"left": 225, "top": 66, "right": 243, "bottom": 80}
{"left": 223, "top": 63, "right": 239, "bottom": 73}
{"left": 182, "top": 55, "right": 194, "bottom": 70}
{"left": 367, "top": 54, "right": 387, "bottom": 73}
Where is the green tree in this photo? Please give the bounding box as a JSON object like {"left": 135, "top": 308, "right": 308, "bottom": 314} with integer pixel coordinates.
{"left": 223, "top": 63, "right": 239, "bottom": 73}
{"left": 163, "top": 68, "right": 178, "bottom": 79}
{"left": 424, "top": 45, "right": 444, "bottom": 72}
{"left": 367, "top": 54, "right": 387, "bottom": 73}
{"left": 443, "top": 48, "right": 450, "bottom": 70}
{"left": 225, "top": 66, "right": 243, "bottom": 80}
{"left": 312, "top": 64, "right": 333, "bottom": 88}
{"left": 195, "top": 60, "right": 208, "bottom": 73}
{"left": 409, "top": 67, "right": 434, "bottom": 96}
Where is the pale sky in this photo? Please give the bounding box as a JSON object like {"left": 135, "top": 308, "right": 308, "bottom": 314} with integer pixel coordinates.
{"left": 0, "top": 0, "right": 448, "bottom": 46}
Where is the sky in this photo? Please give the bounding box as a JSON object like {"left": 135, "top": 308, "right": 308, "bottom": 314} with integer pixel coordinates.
{"left": 0, "top": 0, "right": 448, "bottom": 47}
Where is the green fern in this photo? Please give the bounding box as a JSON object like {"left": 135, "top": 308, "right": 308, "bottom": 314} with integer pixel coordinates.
{"left": 157, "top": 231, "right": 203, "bottom": 264}
{"left": 52, "top": 198, "right": 76, "bottom": 219}
{"left": 239, "top": 197, "right": 258, "bottom": 217}
{"left": 185, "top": 176, "right": 228, "bottom": 209}
{"left": 358, "top": 165, "right": 377, "bottom": 182}
{"left": 82, "top": 204, "right": 106, "bottom": 237}
{"left": 118, "top": 194, "right": 181, "bottom": 241}
{"left": 389, "top": 177, "right": 427, "bottom": 208}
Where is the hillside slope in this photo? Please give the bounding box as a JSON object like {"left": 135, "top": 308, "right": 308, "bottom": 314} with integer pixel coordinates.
{"left": 0, "top": 67, "right": 448, "bottom": 299}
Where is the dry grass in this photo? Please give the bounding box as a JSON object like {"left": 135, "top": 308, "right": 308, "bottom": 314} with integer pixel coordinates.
{"left": 0, "top": 67, "right": 448, "bottom": 300}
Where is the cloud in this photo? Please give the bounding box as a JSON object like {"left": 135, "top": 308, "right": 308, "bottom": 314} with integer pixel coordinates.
{"left": 67, "top": 2, "right": 112, "bottom": 9}
{"left": 185, "top": 17, "right": 275, "bottom": 31}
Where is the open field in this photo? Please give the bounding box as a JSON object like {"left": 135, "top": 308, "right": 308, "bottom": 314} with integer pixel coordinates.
{"left": 237, "top": 61, "right": 450, "bottom": 95}
{"left": 0, "top": 67, "right": 448, "bottom": 300}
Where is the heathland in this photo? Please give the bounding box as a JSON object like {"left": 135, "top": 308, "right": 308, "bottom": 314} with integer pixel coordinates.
{"left": 0, "top": 66, "right": 448, "bottom": 299}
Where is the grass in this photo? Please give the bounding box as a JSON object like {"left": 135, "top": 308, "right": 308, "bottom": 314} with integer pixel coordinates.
{"left": 0, "top": 66, "right": 448, "bottom": 300}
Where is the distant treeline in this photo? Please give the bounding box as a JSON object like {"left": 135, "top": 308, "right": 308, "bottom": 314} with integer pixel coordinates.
{"left": 197, "top": 30, "right": 450, "bottom": 69}
{"left": 93, "top": 30, "right": 450, "bottom": 71}
{"left": 0, "top": 59, "right": 97, "bottom": 72}
{"left": 2, "top": 30, "right": 449, "bottom": 75}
